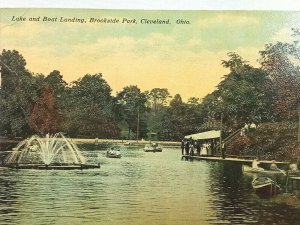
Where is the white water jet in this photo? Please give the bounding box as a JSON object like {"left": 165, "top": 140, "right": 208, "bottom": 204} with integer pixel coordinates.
{"left": 3, "top": 133, "right": 86, "bottom": 166}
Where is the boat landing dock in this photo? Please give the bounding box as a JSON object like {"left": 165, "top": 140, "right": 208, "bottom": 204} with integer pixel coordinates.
{"left": 182, "top": 155, "right": 290, "bottom": 167}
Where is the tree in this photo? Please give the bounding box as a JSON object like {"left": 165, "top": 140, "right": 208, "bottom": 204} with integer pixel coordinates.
{"left": 29, "top": 86, "right": 61, "bottom": 135}
{"left": 160, "top": 94, "right": 200, "bottom": 140}
{"left": 187, "top": 97, "right": 201, "bottom": 105}
{"left": 218, "top": 66, "right": 273, "bottom": 127}
{"left": 221, "top": 52, "right": 248, "bottom": 73}
{"left": 116, "top": 85, "right": 148, "bottom": 139}
{"left": 259, "top": 28, "right": 300, "bottom": 121}
{"left": 0, "top": 49, "right": 40, "bottom": 137}
{"left": 44, "top": 70, "right": 67, "bottom": 98}
{"left": 63, "top": 73, "right": 120, "bottom": 138}
{"left": 170, "top": 93, "right": 183, "bottom": 108}
{"left": 147, "top": 88, "right": 171, "bottom": 112}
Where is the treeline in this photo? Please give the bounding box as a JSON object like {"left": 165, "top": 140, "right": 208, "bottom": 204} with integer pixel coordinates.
{"left": 0, "top": 29, "right": 299, "bottom": 141}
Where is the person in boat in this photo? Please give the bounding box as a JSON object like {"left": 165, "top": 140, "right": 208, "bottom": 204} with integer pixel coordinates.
{"left": 107, "top": 147, "right": 114, "bottom": 155}
{"left": 270, "top": 160, "right": 278, "bottom": 171}
{"left": 252, "top": 159, "right": 260, "bottom": 169}
{"left": 290, "top": 163, "right": 299, "bottom": 173}
{"left": 152, "top": 142, "right": 158, "bottom": 148}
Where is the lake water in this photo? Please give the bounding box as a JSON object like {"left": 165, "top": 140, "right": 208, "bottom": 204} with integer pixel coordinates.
{"left": 0, "top": 144, "right": 300, "bottom": 225}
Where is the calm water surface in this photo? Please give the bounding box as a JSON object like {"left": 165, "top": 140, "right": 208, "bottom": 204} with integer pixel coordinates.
{"left": 0, "top": 144, "right": 300, "bottom": 225}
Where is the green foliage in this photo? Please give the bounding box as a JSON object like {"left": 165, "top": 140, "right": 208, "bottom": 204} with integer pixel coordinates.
{"left": 116, "top": 85, "right": 148, "bottom": 139}
{"left": 44, "top": 70, "right": 67, "bottom": 98}
{"left": 232, "top": 122, "right": 299, "bottom": 161}
{"left": 0, "top": 50, "right": 41, "bottom": 137}
{"left": 218, "top": 65, "right": 273, "bottom": 127}
{"left": 62, "top": 73, "right": 120, "bottom": 138}
{"left": 159, "top": 94, "right": 200, "bottom": 140}
{"left": 221, "top": 52, "right": 249, "bottom": 72}
{"left": 259, "top": 29, "right": 300, "bottom": 121}
{"left": 1, "top": 28, "right": 299, "bottom": 149}
{"left": 147, "top": 88, "right": 171, "bottom": 112}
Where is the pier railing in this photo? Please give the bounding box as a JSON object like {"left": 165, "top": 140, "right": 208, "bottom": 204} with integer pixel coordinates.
{"left": 216, "top": 128, "right": 242, "bottom": 152}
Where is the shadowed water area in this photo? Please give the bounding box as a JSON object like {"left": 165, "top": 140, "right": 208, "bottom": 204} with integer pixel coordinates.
{"left": 0, "top": 143, "right": 300, "bottom": 225}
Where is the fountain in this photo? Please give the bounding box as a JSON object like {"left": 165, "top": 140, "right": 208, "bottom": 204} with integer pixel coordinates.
{"left": 2, "top": 133, "right": 100, "bottom": 170}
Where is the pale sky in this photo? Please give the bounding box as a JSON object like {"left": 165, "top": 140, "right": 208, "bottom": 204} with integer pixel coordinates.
{"left": 1, "top": 9, "right": 299, "bottom": 100}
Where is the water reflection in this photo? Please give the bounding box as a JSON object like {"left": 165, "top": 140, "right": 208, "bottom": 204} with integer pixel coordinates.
{"left": 0, "top": 144, "right": 300, "bottom": 225}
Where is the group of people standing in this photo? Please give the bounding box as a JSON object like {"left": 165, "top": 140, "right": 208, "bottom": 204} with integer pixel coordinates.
{"left": 181, "top": 138, "right": 218, "bottom": 156}
{"left": 240, "top": 122, "right": 257, "bottom": 136}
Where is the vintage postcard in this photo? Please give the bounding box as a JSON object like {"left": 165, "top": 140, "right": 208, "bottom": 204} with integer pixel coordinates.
{"left": 0, "top": 4, "right": 300, "bottom": 225}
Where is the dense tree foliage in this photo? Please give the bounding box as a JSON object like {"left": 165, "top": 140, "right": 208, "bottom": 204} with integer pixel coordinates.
{"left": 1, "top": 29, "right": 299, "bottom": 146}
{"left": 62, "top": 73, "right": 120, "bottom": 138}
{"left": 218, "top": 56, "right": 273, "bottom": 128}
{"left": 29, "top": 86, "right": 61, "bottom": 135}
{"left": 159, "top": 94, "right": 200, "bottom": 140}
{"left": 147, "top": 88, "right": 171, "bottom": 112}
{"left": 116, "top": 85, "right": 148, "bottom": 139}
{"left": 0, "top": 50, "right": 41, "bottom": 137}
{"left": 259, "top": 29, "right": 300, "bottom": 121}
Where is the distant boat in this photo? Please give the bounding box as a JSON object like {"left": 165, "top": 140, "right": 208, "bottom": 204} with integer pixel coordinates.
{"left": 252, "top": 177, "right": 281, "bottom": 196}
{"left": 243, "top": 165, "right": 286, "bottom": 175}
{"left": 144, "top": 143, "right": 162, "bottom": 152}
{"left": 106, "top": 149, "right": 122, "bottom": 158}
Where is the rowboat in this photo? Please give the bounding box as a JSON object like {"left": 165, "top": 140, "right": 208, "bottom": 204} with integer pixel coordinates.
{"left": 252, "top": 177, "right": 281, "bottom": 196}
{"left": 242, "top": 165, "right": 286, "bottom": 175}
{"left": 106, "top": 149, "right": 121, "bottom": 158}
{"left": 144, "top": 143, "right": 162, "bottom": 152}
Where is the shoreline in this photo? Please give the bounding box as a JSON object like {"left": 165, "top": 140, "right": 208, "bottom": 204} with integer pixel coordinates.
{"left": 74, "top": 138, "right": 180, "bottom": 147}
{"left": 0, "top": 137, "right": 181, "bottom": 149}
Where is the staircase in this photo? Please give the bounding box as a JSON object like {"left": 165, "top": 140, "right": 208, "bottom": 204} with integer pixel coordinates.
{"left": 216, "top": 128, "right": 242, "bottom": 157}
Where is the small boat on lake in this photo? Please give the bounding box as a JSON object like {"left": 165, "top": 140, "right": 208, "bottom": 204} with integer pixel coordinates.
{"left": 242, "top": 165, "right": 286, "bottom": 175}
{"left": 144, "top": 143, "right": 162, "bottom": 152}
{"left": 252, "top": 177, "right": 281, "bottom": 196}
{"left": 106, "top": 148, "right": 121, "bottom": 158}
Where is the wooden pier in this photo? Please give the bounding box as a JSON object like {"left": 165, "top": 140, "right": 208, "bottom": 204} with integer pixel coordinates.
{"left": 181, "top": 155, "right": 290, "bottom": 167}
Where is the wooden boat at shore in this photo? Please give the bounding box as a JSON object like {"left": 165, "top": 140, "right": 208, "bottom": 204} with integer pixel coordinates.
{"left": 242, "top": 165, "right": 286, "bottom": 175}
{"left": 252, "top": 177, "right": 281, "bottom": 196}
{"left": 144, "top": 143, "right": 162, "bottom": 152}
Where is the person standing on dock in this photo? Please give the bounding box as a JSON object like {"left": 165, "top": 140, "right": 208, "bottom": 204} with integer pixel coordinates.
{"left": 221, "top": 143, "right": 226, "bottom": 159}
{"left": 181, "top": 139, "right": 185, "bottom": 155}
{"left": 190, "top": 143, "right": 194, "bottom": 156}
{"left": 195, "top": 140, "right": 201, "bottom": 156}
{"left": 211, "top": 140, "right": 215, "bottom": 156}
{"left": 185, "top": 140, "right": 190, "bottom": 155}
